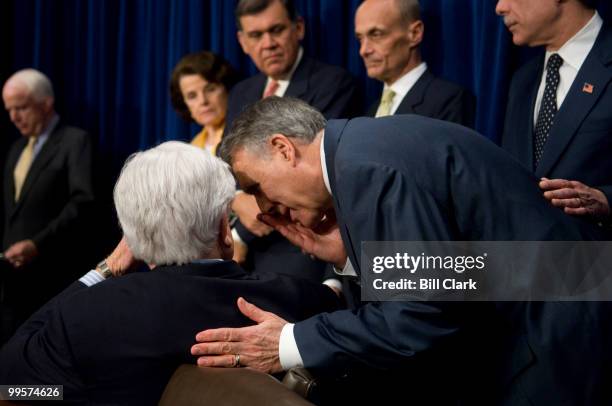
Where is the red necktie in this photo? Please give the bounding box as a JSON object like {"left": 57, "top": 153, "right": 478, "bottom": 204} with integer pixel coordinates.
{"left": 263, "top": 80, "right": 279, "bottom": 99}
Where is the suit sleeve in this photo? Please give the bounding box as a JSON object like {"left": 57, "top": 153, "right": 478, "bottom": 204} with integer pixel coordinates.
{"left": 294, "top": 160, "right": 461, "bottom": 375}
{"left": 0, "top": 281, "right": 87, "bottom": 397}
{"left": 32, "top": 131, "right": 94, "bottom": 252}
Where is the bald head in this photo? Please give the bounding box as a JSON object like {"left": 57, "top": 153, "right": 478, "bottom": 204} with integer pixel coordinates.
{"left": 355, "top": 0, "right": 424, "bottom": 84}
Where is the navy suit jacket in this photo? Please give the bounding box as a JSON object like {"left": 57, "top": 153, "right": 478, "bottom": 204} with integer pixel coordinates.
{"left": 226, "top": 56, "right": 361, "bottom": 282}
{"left": 502, "top": 25, "right": 612, "bottom": 207}
{"left": 293, "top": 116, "right": 612, "bottom": 405}
{"left": 366, "top": 70, "right": 475, "bottom": 128}
{"left": 0, "top": 261, "right": 340, "bottom": 405}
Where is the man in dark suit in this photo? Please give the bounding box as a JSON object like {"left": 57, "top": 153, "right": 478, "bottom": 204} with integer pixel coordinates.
{"left": 227, "top": 0, "right": 360, "bottom": 289}
{"left": 1, "top": 69, "right": 94, "bottom": 342}
{"left": 497, "top": 0, "right": 611, "bottom": 225}
{"left": 356, "top": 0, "right": 474, "bottom": 126}
{"left": 192, "top": 97, "right": 612, "bottom": 405}
{"left": 0, "top": 141, "right": 340, "bottom": 405}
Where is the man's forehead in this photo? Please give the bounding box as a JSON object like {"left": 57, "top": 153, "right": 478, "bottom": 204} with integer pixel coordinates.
{"left": 240, "top": 3, "right": 291, "bottom": 32}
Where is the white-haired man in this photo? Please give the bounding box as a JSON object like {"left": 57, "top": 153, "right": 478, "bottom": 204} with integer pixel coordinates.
{"left": 1, "top": 69, "right": 94, "bottom": 341}
{"left": 0, "top": 141, "right": 340, "bottom": 404}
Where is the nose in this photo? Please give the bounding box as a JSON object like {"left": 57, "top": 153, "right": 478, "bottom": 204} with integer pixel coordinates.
{"left": 495, "top": 0, "right": 507, "bottom": 16}
{"left": 9, "top": 110, "right": 20, "bottom": 124}
{"left": 359, "top": 38, "right": 371, "bottom": 59}
{"left": 255, "top": 195, "right": 275, "bottom": 214}
{"left": 199, "top": 91, "right": 208, "bottom": 106}
{"left": 261, "top": 32, "right": 277, "bottom": 49}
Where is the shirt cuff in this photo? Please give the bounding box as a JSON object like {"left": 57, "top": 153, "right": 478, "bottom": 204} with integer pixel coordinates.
{"left": 79, "top": 269, "right": 106, "bottom": 287}
{"left": 323, "top": 278, "right": 342, "bottom": 292}
{"left": 231, "top": 227, "right": 244, "bottom": 244}
{"left": 333, "top": 258, "right": 357, "bottom": 277}
{"left": 279, "top": 323, "right": 304, "bottom": 370}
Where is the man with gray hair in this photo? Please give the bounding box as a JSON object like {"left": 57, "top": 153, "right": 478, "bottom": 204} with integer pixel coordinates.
{"left": 1, "top": 69, "right": 94, "bottom": 342}
{"left": 356, "top": 0, "right": 474, "bottom": 125}
{"left": 193, "top": 97, "right": 611, "bottom": 404}
{"left": 0, "top": 141, "right": 340, "bottom": 404}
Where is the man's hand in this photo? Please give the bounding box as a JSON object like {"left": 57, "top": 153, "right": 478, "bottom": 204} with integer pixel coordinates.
{"left": 540, "top": 178, "right": 610, "bottom": 219}
{"left": 104, "top": 236, "right": 139, "bottom": 276}
{"left": 232, "top": 192, "right": 274, "bottom": 237}
{"left": 259, "top": 211, "right": 347, "bottom": 269}
{"left": 4, "top": 239, "right": 38, "bottom": 268}
{"left": 191, "top": 297, "right": 287, "bottom": 373}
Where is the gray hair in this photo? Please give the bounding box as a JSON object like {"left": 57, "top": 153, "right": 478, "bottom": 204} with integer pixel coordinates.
{"left": 395, "top": 0, "right": 420, "bottom": 26}
{"left": 4, "top": 68, "right": 54, "bottom": 102}
{"left": 114, "top": 141, "right": 236, "bottom": 265}
{"left": 218, "top": 97, "right": 326, "bottom": 165}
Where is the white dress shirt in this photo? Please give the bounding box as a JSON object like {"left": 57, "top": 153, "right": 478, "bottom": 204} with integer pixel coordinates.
{"left": 382, "top": 62, "right": 428, "bottom": 115}
{"left": 533, "top": 12, "right": 602, "bottom": 124}
{"left": 279, "top": 131, "right": 360, "bottom": 370}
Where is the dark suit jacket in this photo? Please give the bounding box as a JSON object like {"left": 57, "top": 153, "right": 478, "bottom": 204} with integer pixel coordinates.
{"left": 0, "top": 260, "right": 341, "bottom": 405}
{"left": 502, "top": 25, "right": 612, "bottom": 207}
{"left": 226, "top": 56, "right": 361, "bottom": 282}
{"left": 2, "top": 124, "right": 94, "bottom": 306}
{"left": 366, "top": 69, "right": 475, "bottom": 128}
{"left": 293, "top": 116, "right": 612, "bottom": 405}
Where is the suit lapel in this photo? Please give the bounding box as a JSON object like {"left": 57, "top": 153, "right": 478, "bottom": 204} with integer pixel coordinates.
{"left": 324, "top": 119, "right": 362, "bottom": 275}
{"left": 248, "top": 74, "right": 267, "bottom": 102}
{"left": 395, "top": 70, "right": 434, "bottom": 115}
{"left": 518, "top": 58, "right": 544, "bottom": 171}
{"left": 13, "top": 125, "right": 63, "bottom": 211}
{"left": 4, "top": 138, "right": 27, "bottom": 215}
{"left": 284, "top": 57, "right": 310, "bottom": 99}
{"left": 536, "top": 27, "right": 612, "bottom": 177}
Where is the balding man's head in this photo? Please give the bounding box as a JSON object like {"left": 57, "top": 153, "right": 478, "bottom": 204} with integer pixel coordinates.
{"left": 2, "top": 69, "right": 55, "bottom": 137}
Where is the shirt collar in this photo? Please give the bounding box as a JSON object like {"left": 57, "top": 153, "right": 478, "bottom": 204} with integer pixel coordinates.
{"left": 384, "top": 62, "right": 428, "bottom": 102}
{"left": 545, "top": 11, "right": 602, "bottom": 71}
{"left": 319, "top": 130, "right": 332, "bottom": 195}
{"left": 35, "top": 114, "right": 59, "bottom": 147}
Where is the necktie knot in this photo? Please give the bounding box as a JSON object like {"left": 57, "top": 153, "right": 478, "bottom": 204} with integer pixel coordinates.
{"left": 547, "top": 54, "right": 563, "bottom": 74}
{"left": 263, "top": 80, "right": 280, "bottom": 99}
{"left": 375, "top": 88, "right": 396, "bottom": 118}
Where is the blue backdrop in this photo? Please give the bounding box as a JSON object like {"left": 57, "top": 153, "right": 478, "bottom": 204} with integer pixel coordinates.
{"left": 1, "top": 0, "right": 610, "bottom": 185}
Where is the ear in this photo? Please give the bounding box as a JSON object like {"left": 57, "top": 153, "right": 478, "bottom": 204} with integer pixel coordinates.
{"left": 407, "top": 20, "right": 424, "bottom": 47}
{"left": 237, "top": 30, "right": 249, "bottom": 54}
{"left": 269, "top": 134, "right": 297, "bottom": 165}
{"left": 217, "top": 212, "right": 234, "bottom": 260}
{"left": 295, "top": 16, "right": 305, "bottom": 41}
{"left": 42, "top": 97, "right": 54, "bottom": 114}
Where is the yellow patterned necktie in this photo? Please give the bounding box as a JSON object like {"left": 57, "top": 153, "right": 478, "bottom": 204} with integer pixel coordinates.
{"left": 375, "top": 88, "right": 396, "bottom": 117}
{"left": 13, "top": 136, "right": 37, "bottom": 201}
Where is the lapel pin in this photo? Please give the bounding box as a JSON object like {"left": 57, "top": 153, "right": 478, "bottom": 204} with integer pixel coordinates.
{"left": 582, "top": 82, "right": 594, "bottom": 94}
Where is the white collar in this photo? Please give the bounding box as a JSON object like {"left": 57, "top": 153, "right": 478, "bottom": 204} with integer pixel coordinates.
{"left": 545, "top": 11, "right": 602, "bottom": 72}
{"left": 319, "top": 130, "right": 332, "bottom": 195}
{"left": 384, "top": 62, "right": 428, "bottom": 102}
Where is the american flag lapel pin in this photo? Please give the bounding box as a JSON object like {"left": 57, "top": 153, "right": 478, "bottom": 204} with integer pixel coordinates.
{"left": 582, "top": 82, "right": 594, "bottom": 94}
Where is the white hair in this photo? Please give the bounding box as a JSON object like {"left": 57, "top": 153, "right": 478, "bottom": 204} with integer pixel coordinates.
{"left": 5, "top": 68, "right": 54, "bottom": 102}
{"left": 114, "top": 141, "right": 236, "bottom": 265}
